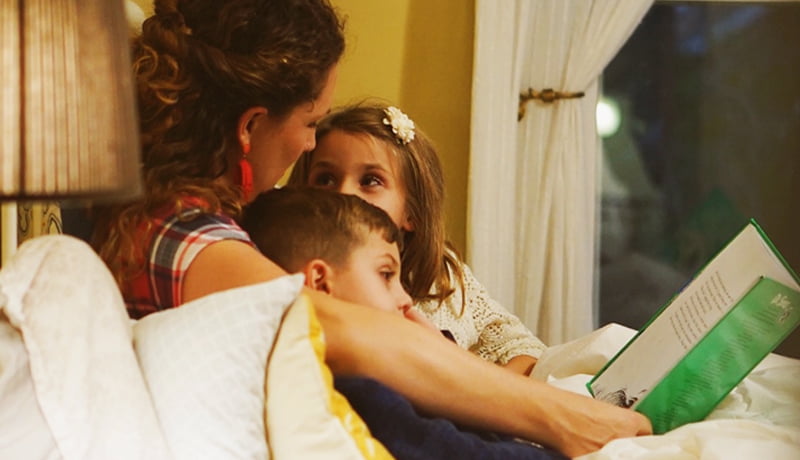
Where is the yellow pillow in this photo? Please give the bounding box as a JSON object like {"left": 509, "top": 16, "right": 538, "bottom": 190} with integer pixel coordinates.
{"left": 266, "top": 293, "right": 394, "bottom": 460}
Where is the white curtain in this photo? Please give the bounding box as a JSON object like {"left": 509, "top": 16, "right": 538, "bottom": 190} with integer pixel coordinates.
{"left": 468, "top": 0, "right": 653, "bottom": 345}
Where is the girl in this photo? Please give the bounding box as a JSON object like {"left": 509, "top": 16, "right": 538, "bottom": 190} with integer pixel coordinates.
{"left": 92, "top": 1, "right": 650, "bottom": 456}
{"left": 288, "top": 101, "right": 544, "bottom": 375}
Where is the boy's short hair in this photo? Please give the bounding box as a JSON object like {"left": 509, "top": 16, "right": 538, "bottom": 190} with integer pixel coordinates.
{"left": 241, "top": 187, "right": 402, "bottom": 273}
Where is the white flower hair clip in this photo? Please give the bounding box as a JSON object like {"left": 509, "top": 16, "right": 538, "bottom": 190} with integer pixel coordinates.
{"left": 382, "top": 106, "right": 415, "bottom": 145}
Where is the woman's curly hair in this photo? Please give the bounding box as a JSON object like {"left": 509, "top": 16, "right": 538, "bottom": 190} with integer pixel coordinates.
{"left": 94, "top": 0, "right": 344, "bottom": 284}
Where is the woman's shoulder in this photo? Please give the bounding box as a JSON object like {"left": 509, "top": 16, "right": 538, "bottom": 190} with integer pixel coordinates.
{"left": 182, "top": 239, "right": 286, "bottom": 304}
{"left": 151, "top": 197, "right": 248, "bottom": 240}
{"left": 138, "top": 197, "right": 256, "bottom": 309}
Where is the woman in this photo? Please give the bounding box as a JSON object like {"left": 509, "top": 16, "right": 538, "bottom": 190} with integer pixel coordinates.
{"left": 93, "top": 1, "right": 651, "bottom": 457}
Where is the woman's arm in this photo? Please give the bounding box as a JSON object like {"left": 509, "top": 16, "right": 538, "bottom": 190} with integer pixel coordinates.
{"left": 314, "top": 291, "right": 651, "bottom": 457}
{"left": 184, "top": 241, "right": 651, "bottom": 458}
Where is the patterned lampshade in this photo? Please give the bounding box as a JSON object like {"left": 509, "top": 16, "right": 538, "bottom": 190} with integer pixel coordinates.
{"left": 0, "top": 0, "right": 142, "bottom": 202}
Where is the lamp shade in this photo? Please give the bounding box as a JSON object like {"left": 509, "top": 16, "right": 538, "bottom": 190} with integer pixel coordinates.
{"left": 1, "top": 0, "right": 142, "bottom": 202}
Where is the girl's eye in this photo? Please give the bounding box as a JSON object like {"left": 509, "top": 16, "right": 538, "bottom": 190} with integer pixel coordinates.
{"left": 380, "top": 270, "right": 395, "bottom": 281}
{"left": 360, "top": 174, "right": 383, "bottom": 187}
{"left": 310, "top": 173, "right": 336, "bottom": 187}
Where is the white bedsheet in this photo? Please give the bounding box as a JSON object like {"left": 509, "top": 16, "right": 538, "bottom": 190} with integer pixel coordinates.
{"left": 530, "top": 323, "right": 800, "bottom": 459}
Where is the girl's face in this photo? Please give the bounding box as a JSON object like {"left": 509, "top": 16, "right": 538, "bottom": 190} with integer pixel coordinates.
{"left": 247, "top": 66, "right": 338, "bottom": 195}
{"left": 306, "top": 130, "right": 413, "bottom": 232}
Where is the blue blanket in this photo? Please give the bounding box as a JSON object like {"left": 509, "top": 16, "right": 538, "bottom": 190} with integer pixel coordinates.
{"left": 335, "top": 377, "right": 567, "bottom": 460}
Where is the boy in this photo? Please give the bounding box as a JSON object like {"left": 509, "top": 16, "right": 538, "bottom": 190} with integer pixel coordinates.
{"left": 241, "top": 186, "right": 438, "bottom": 330}
{"left": 241, "top": 187, "right": 566, "bottom": 460}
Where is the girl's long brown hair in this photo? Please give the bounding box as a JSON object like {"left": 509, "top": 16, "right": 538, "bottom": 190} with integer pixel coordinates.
{"left": 93, "top": 0, "right": 344, "bottom": 285}
{"left": 288, "top": 101, "right": 465, "bottom": 308}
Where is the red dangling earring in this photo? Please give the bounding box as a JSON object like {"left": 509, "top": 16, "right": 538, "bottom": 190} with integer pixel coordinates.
{"left": 238, "top": 143, "right": 254, "bottom": 201}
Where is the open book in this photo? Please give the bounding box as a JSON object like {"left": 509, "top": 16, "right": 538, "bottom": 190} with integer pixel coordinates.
{"left": 588, "top": 219, "right": 800, "bottom": 434}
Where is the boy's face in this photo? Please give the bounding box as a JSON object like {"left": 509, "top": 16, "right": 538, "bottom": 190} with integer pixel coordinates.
{"left": 328, "top": 231, "right": 411, "bottom": 315}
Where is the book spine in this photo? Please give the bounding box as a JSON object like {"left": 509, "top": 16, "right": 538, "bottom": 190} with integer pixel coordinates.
{"left": 634, "top": 277, "right": 800, "bottom": 434}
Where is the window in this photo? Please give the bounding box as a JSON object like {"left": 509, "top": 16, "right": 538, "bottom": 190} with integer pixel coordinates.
{"left": 598, "top": 2, "right": 800, "bottom": 357}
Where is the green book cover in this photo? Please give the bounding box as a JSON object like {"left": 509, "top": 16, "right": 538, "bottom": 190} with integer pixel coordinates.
{"left": 588, "top": 220, "right": 800, "bottom": 433}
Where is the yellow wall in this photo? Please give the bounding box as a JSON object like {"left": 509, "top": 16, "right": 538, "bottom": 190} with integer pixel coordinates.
{"left": 128, "top": 0, "right": 474, "bottom": 253}
{"left": 333, "top": 0, "right": 473, "bottom": 254}
{"left": 330, "top": 1, "right": 409, "bottom": 106}
{"left": 130, "top": 0, "right": 151, "bottom": 16}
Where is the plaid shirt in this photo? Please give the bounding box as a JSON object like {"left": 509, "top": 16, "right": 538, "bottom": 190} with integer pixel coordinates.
{"left": 124, "top": 200, "right": 253, "bottom": 319}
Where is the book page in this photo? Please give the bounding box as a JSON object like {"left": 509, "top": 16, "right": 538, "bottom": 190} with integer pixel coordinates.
{"left": 636, "top": 277, "right": 800, "bottom": 432}
{"left": 668, "top": 270, "right": 734, "bottom": 351}
{"left": 590, "top": 223, "right": 799, "bottom": 407}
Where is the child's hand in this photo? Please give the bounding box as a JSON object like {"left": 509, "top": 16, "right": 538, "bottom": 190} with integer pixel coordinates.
{"left": 402, "top": 307, "right": 444, "bottom": 336}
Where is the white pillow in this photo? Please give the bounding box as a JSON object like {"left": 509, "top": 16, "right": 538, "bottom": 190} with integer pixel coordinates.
{"left": 265, "top": 293, "right": 393, "bottom": 460}
{"left": 133, "top": 274, "right": 304, "bottom": 460}
{"left": 0, "top": 235, "right": 171, "bottom": 460}
{"left": 0, "top": 314, "right": 59, "bottom": 460}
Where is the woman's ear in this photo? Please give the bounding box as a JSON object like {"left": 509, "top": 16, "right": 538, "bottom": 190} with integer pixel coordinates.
{"left": 302, "top": 259, "right": 334, "bottom": 294}
{"left": 237, "top": 106, "right": 268, "bottom": 149}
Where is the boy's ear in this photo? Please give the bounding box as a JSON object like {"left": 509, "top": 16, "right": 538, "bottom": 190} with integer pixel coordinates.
{"left": 237, "top": 106, "right": 268, "bottom": 148}
{"left": 302, "top": 259, "right": 334, "bottom": 295}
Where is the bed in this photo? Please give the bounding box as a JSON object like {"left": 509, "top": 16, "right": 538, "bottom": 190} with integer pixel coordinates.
{"left": 1, "top": 234, "right": 798, "bottom": 459}
{"left": 531, "top": 323, "right": 800, "bottom": 459}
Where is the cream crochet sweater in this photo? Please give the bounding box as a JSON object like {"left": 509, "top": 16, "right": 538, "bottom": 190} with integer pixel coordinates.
{"left": 413, "top": 260, "right": 547, "bottom": 365}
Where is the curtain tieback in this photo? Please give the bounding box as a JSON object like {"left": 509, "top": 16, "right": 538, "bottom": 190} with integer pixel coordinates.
{"left": 518, "top": 88, "right": 585, "bottom": 121}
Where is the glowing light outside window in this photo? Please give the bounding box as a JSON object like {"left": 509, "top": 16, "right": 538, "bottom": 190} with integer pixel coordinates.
{"left": 596, "top": 96, "right": 621, "bottom": 138}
